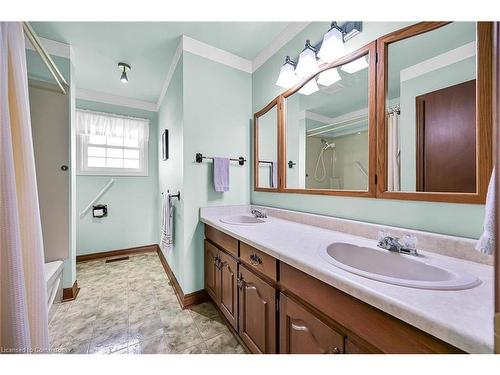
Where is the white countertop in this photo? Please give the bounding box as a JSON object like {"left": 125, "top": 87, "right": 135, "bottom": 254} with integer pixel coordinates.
{"left": 200, "top": 205, "right": 494, "bottom": 353}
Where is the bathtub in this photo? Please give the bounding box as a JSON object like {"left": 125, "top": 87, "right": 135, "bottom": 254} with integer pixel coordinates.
{"left": 44, "top": 260, "right": 63, "bottom": 322}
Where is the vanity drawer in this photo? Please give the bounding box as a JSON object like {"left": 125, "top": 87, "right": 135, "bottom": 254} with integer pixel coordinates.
{"left": 240, "top": 242, "right": 277, "bottom": 282}
{"left": 205, "top": 225, "right": 239, "bottom": 257}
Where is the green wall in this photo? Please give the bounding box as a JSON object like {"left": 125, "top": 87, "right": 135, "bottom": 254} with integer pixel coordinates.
{"left": 158, "top": 51, "right": 252, "bottom": 294}
{"left": 75, "top": 99, "right": 159, "bottom": 255}
{"left": 251, "top": 21, "right": 485, "bottom": 239}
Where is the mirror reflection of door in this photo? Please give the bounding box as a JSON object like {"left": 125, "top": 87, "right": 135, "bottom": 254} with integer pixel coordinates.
{"left": 416, "top": 80, "right": 476, "bottom": 193}
{"left": 256, "top": 105, "right": 278, "bottom": 189}
{"left": 386, "top": 21, "right": 477, "bottom": 193}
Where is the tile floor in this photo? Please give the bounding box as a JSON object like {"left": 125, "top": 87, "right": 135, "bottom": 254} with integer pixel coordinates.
{"left": 49, "top": 252, "right": 245, "bottom": 354}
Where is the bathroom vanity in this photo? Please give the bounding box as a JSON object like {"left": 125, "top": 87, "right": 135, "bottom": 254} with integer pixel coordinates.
{"left": 200, "top": 205, "right": 494, "bottom": 354}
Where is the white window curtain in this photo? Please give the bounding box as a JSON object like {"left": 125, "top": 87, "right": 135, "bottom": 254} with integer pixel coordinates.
{"left": 0, "top": 22, "right": 49, "bottom": 353}
{"left": 76, "top": 109, "right": 149, "bottom": 142}
{"left": 387, "top": 111, "right": 401, "bottom": 192}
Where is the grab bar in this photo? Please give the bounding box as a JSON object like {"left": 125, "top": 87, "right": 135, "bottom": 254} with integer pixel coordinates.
{"left": 355, "top": 161, "right": 368, "bottom": 177}
{"left": 79, "top": 178, "right": 115, "bottom": 218}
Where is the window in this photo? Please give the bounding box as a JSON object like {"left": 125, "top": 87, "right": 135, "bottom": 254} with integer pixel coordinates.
{"left": 76, "top": 109, "right": 149, "bottom": 176}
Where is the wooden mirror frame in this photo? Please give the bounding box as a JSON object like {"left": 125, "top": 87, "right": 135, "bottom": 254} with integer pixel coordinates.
{"left": 253, "top": 42, "right": 377, "bottom": 197}
{"left": 376, "top": 22, "right": 493, "bottom": 204}
{"left": 254, "top": 98, "right": 281, "bottom": 192}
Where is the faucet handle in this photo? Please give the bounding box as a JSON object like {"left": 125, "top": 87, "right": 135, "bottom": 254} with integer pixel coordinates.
{"left": 377, "top": 230, "right": 391, "bottom": 242}
{"left": 401, "top": 234, "right": 418, "bottom": 252}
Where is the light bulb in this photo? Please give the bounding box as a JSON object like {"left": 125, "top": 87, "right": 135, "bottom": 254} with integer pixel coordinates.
{"left": 341, "top": 56, "right": 368, "bottom": 74}
{"left": 317, "top": 26, "right": 345, "bottom": 63}
{"left": 120, "top": 70, "right": 128, "bottom": 83}
{"left": 295, "top": 41, "right": 319, "bottom": 79}
{"left": 317, "top": 67, "right": 341, "bottom": 86}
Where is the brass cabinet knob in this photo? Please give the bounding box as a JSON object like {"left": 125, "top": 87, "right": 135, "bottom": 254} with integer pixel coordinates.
{"left": 330, "top": 346, "right": 340, "bottom": 354}
{"left": 249, "top": 253, "right": 262, "bottom": 266}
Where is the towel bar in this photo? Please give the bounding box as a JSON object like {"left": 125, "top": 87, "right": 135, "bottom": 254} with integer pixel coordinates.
{"left": 195, "top": 152, "right": 246, "bottom": 166}
{"left": 162, "top": 190, "right": 181, "bottom": 201}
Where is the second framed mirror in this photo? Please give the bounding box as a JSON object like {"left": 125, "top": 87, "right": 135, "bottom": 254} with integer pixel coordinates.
{"left": 281, "top": 42, "right": 376, "bottom": 196}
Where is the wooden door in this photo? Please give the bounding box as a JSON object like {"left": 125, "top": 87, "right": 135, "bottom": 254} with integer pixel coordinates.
{"left": 416, "top": 80, "right": 476, "bottom": 193}
{"left": 204, "top": 241, "right": 219, "bottom": 303}
{"left": 218, "top": 250, "right": 238, "bottom": 330}
{"left": 29, "top": 81, "right": 70, "bottom": 263}
{"left": 238, "top": 265, "right": 276, "bottom": 354}
{"left": 280, "top": 293, "right": 344, "bottom": 354}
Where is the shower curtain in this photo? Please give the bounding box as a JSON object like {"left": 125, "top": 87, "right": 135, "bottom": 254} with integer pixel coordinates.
{"left": 0, "top": 22, "right": 49, "bottom": 353}
{"left": 387, "top": 111, "right": 400, "bottom": 191}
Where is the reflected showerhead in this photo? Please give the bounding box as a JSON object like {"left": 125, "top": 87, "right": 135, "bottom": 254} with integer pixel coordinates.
{"left": 321, "top": 138, "right": 335, "bottom": 151}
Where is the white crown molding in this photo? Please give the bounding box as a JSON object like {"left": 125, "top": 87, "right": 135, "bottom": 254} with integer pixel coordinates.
{"left": 25, "top": 35, "right": 70, "bottom": 59}
{"left": 252, "top": 22, "right": 311, "bottom": 72}
{"left": 156, "top": 38, "right": 183, "bottom": 111}
{"left": 400, "top": 42, "right": 476, "bottom": 82}
{"left": 76, "top": 88, "right": 157, "bottom": 112}
{"left": 182, "top": 35, "right": 253, "bottom": 74}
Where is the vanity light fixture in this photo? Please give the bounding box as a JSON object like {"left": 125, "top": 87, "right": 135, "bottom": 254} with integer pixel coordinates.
{"left": 317, "top": 22, "right": 345, "bottom": 63}
{"left": 299, "top": 79, "right": 320, "bottom": 95}
{"left": 317, "top": 67, "right": 341, "bottom": 86}
{"left": 295, "top": 40, "right": 319, "bottom": 79}
{"left": 276, "top": 56, "right": 299, "bottom": 89}
{"left": 341, "top": 56, "right": 368, "bottom": 74}
{"left": 118, "top": 62, "right": 131, "bottom": 83}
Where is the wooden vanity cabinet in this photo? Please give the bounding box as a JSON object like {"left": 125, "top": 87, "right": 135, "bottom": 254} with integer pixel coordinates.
{"left": 204, "top": 240, "right": 239, "bottom": 330}
{"left": 203, "top": 224, "right": 462, "bottom": 354}
{"left": 238, "top": 265, "right": 277, "bottom": 354}
{"left": 280, "top": 293, "right": 344, "bottom": 354}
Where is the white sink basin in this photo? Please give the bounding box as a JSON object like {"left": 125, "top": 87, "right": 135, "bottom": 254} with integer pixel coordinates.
{"left": 319, "top": 242, "right": 480, "bottom": 290}
{"left": 220, "top": 215, "right": 267, "bottom": 225}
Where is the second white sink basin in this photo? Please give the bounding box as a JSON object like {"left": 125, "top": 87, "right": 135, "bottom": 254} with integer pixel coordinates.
{"left": 319, "top": 242, "right": 480, "bottom": 290}
{"left": 220, "top": 215, "right": 266, "bottom": 225}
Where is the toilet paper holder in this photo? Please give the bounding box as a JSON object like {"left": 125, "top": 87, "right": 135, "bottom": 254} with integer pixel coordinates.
{"left": 92, "top": 204, "right": 107, "bottom": 218}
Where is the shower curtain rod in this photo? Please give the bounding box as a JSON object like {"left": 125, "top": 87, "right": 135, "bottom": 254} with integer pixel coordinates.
{"left": 23, "top": 22, "right": 68, "bottom": 95}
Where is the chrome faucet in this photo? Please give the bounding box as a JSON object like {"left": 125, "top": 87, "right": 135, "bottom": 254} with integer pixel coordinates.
{"left": 251, "top": 208, "right": 267, "bottom": 219}
{"left": 377, "top": 232, "right": 418, "bottom": 256}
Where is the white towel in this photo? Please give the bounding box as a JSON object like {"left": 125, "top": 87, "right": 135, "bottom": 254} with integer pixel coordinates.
{"left": 160, "top": 194, "right": 173, "bottom": 250}
{"left": 213, "top": 157, "right": 230, "bottom": 192}
{"left": 476, "top": 169, "right": 495, "bottom": 255}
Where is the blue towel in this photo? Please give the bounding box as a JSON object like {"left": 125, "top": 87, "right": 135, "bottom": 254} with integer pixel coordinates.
{"left": 213, "top": 157, "right": 230, "bottom": 192}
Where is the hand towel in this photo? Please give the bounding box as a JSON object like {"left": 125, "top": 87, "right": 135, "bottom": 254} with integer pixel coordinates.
{"left": 213, "top": 157, "right": 230, "bottom": 192}
{"left": 160, "top": 194, "right": 173, "bottom": 250}
{"left": 476, "top": 168, "right": 495, "bottom": 255}
{"left": 270, "top": 161, "right": 278, "bottom": 188}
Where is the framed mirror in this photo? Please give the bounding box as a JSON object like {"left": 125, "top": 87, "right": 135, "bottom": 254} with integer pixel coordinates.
{"left": 254, "top": 99, "right": 280, "bottom": 190}
{"left": 376, "top": 22, "right": 493, "bottom": 203}
{"left": 282, "top": 42, "right": 376, "bottom": 196}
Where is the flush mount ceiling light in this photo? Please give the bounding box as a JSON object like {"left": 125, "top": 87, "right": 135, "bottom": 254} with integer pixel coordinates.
{"left": 317, "top": 23, "right": 345, "bottom": 63}
{"left": 317, "top": 67, "right": 341, "bottom": 86}
{"left": 118, "top": 62, "right": 131, "bottom": 83}
{"left": 341, "top": 56, "right": 369, "bottom": 74}
{"left": 276, "top": 56, "right": 299, "bottom": 89}
{"left": 295, "top": 40, "right": 319, "bottom": 79}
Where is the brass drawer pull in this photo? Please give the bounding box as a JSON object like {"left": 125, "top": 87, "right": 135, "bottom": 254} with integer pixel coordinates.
{"left": 237, "top": 273, "right": 244, "bottom": 289}
{"left": 249, "top": 253, "right": 262, "bottom": 266}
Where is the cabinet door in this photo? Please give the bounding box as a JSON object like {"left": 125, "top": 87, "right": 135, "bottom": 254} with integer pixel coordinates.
{"left": 238, "top": 265, "right": 276, "bottom": 354}
{"left": 280, "top": 293, "right": 344, "bottom": 354}
{"left": 218, "top": 250, "right": 238, "bottom": 330}
{"left": 204, "top": 240, "right": 219, "bottom": 303}
{"left": 345, "top": 337, "right": 374, "bottom": 354}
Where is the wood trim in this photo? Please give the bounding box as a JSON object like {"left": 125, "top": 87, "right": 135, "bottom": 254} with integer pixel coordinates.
{"left": 76, "top": 244, "right": 157, "bottom": 262}
{"left": 376, "top": 21, "right": 493, "bottom": 204}
{"left": 493, "top": 21, "right": 500, "bottom": 354}
{"left": 277, "top": 95, "right": 286, "bottom": 191}
{"left": 254, "top": 97, "right": 279, "bottom": 192}
{"left": 62, "top": 280, "right": 80, "bottom": 302}
{"left": 156, "top": 245, "right": 209, "bottom": 309}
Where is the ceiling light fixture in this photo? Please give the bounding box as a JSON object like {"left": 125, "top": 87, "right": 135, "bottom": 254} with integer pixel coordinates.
{"left": 341, "top": 56, "right": 368, "bottom": 74}
{"left": 317, "top": 67, "right": 341, "bottom": 86}
{"left": 295, "top": 40, "right": 319, "bottom": 79}
{"left": 118, "top": 62, "right": 131, "bottom": 83}
{"left": 276, "top": 56, "right": 299, "bottom": 89}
